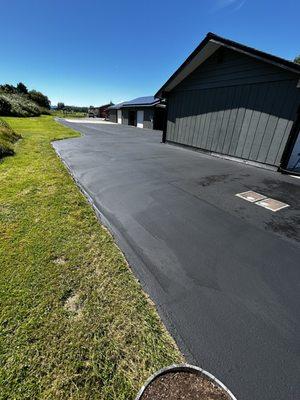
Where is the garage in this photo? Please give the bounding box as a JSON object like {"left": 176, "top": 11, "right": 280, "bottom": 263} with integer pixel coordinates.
{"left": 107, "top": 102, "right": 125, "bottom": 123}
{"left": 107, "top": 96, "right": 166, "bottom": 130}
{"left": 156, "top": 33, "right": 300, "bottom": 170}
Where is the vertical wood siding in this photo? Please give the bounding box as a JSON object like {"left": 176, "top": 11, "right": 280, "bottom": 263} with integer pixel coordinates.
{"left": 143, "top": 108, "right": 154, "bottom": 129}
{"left": 122, "top": 109, "right": 129, "bottom": 125}
{"left": 167, "top": 48, "right": 300, "bottom": 166}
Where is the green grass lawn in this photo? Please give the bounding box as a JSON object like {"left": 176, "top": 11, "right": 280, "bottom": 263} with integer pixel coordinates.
{"left": 0, "top": 116, "right": 182, "bottom": 399}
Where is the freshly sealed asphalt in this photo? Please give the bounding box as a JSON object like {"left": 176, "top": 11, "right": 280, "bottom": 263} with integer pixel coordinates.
{"left": 53, "top": 119, "right": 300, "bottom": 400}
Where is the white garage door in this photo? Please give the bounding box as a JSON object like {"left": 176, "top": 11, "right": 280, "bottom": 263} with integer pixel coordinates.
{"left": 117, "top": 110, "right": 122, "bottom": 124}
{"left": 137, "top": 110, "right": 144, "bottom": 128}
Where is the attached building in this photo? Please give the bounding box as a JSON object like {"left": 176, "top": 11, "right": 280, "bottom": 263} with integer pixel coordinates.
{"left": 156, "top": 33, "right": 300, "bottom": 172}
{"left": 88, "top": 103, "right": 113, "bottom": 118}
{"left": 107, "top": 102, "right": 125, "bottom": 124}
{"left": 107, "top": 96, "right": 166, "bottom": 130}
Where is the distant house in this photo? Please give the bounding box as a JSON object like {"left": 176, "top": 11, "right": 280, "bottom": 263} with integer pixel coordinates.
{"left": 155, "top": 32, "right": 300, "bottom": 171}
{"left": 107, "top": 96, "right": 166, "bottom": 130}
{"left": 89, "top": 103, "right": 113, "bottom": 118}
{"left": 107, "top": 102, "right": 126, "bottom": 124}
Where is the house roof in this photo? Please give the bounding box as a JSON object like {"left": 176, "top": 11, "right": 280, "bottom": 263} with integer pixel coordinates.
{"left": 108, "top": 96, "right": 160, "bottom": 110}
{"left": 99, "top": 103, "right": 114, "bottom": 109}
{"left": 107, "top": 101, "right": 127, "bottom": 110}
{"left": 122, "top": 96, "right": 160, "bottom": 108}
{"left": 155, "top": 32, "right": 300, "bottom": 98}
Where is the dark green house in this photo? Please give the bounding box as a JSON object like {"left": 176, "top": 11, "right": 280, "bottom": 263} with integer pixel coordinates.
{"left": 156, "top": 33, "right": 300, "bottom": 172}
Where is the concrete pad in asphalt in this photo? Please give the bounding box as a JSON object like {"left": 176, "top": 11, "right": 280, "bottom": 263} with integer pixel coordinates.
{"left": 53, "top": 119, "right": 300, "bottom": 400}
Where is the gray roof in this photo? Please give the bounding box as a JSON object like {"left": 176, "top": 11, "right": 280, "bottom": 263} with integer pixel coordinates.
{"left": 108, "top": 96, "right": 160, "bottom": 110}
{"left": 122, "top": 96, "right": 160, "bottom": 107}
{"left": 107, "top": 101, "right": 126, "bottom": 110}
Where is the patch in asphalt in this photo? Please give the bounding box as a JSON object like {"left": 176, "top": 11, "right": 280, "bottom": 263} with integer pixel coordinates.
{"left": 256, "top": 198, "right": 290, "bottom": 212}
{"left": 235, "top": 190, "right": 267, "bottom": 202}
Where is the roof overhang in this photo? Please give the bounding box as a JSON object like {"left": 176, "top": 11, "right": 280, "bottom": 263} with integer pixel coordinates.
{"left": 122, "top": 100, "right": 160, "bottom": 108}
{"left": 155, "top": 32, "right": 300, "bottom": 98}
{"left": 157, "top": 40, "right": 221, "bottom": 96}
{"left": 108, "top": 97, "right": 161, "bottom": 110}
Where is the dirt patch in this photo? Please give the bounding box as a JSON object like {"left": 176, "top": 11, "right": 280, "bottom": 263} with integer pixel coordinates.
{"left": 64, "top": 293, "right": 83, "bottom": 315}
{"left": 140, "top": 371, "right": 231, "bottom": 400}
{"left": 53, "top": 256, "right": 67, "bottom": 265}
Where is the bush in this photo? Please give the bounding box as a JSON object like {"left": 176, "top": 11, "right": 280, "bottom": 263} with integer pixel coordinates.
{"left": 16, "top": 82, "right": 28, "bottom": 94}
{"left": 0, "top": 84, "right": 17, "bottom": 94}
{"left": 0, "top": 96, "right": 12, "bottom": 115}
{"left": 0, "top": 138, "right": 14, "bottom": 157}
{"left": 0, "top": 94, "right": 44, "bottom": 117}
{"left": 28, "top": 90, "right": 51, "bottom": 109}
{"left": 0, "top": 118, "right": 21, "bottom": 158}
{"left": 0, "top": 83, "right": 51, "bottom": 117}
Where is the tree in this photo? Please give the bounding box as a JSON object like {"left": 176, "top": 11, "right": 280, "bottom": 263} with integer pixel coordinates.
{"left": 0, "top": 84, "right": 17, "bottom": 94}
{"left": 57, "top": 102, "right": 65, "bottom": 110}
{"left": 16, "top": 82, "right": 28, "bottom": 94}
{"left": 28, "top": 90, "right": 51, "bottom": 109}
{"left": 294, "top": 55, "right": 300, "bottom": 64}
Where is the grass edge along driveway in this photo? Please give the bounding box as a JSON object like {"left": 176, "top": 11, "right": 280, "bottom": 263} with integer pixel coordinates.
{"left": 0, "top": 116, "right": 183, "bottom": 400}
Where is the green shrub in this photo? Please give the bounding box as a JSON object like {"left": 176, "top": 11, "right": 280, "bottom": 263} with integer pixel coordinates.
{"left": 0, "top": 94, "right": 44, "bottom": 117}
{"left": 0, "top": 118, "right": 21, "bottom": 158}
{"left": 0, "top": 82, "right": 51, "bottom": 117}
{"left": 0, "top": 138, "right": 14, "bottom": 157}
{"left": 28, "top": 90, "right": 51, "bottom": 109}
{"left": 0, "top": 96, "right": 12, "bottom": 115}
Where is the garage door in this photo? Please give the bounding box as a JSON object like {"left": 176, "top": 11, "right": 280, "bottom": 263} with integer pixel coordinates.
{"left": 117, "top": 110, "right": 122, "bottom": 124}
{"left": 167, "top": 81, "right": 299, "bottom": 167}
{"left": 137, "top": 110, "right": 144, "bottom": 128}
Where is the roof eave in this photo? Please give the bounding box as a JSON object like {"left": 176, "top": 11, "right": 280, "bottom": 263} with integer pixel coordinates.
{"left": 122, "top": 101, "right": 160, "bottom": 108}
{"left": 155, "top": 32, "right": 300, "bottom": 98}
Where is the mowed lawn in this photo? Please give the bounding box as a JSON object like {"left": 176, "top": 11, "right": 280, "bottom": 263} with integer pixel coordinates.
{"left": 0, "top": 116, "right": 182, "bottom": 399}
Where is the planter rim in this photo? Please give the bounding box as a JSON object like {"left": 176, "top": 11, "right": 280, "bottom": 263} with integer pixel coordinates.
{"left": 135, "top": 363, "right": 237, "bottom": 400}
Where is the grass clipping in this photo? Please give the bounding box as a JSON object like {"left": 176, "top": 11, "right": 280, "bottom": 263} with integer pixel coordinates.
{"left": 0, "top": 116, "right": 183, "bottom": 400}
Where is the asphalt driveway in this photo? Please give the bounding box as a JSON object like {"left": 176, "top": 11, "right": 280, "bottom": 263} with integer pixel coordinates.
{"left": 53, "top": 119, "right": 300, "bottom": 400}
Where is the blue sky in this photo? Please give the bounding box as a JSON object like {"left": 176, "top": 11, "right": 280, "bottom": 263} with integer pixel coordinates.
{"left": 0, "top": 0, "right": 299, "bottom": 106}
